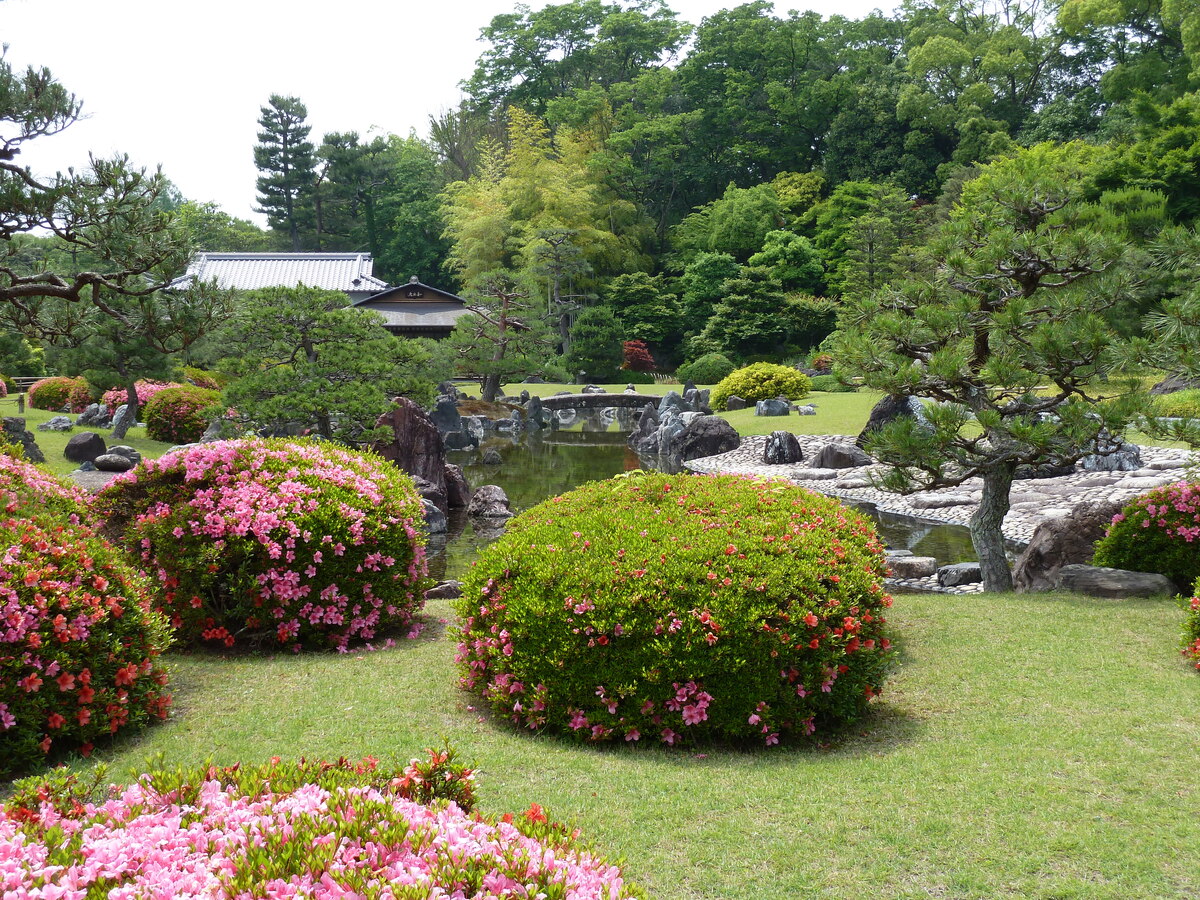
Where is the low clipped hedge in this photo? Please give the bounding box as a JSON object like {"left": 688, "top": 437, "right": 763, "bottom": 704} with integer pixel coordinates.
{"left": 710, "top": 363, "right": 811, "bottom": 411}
{"left": 1, "top": 753, "right": 638, "bottom": 898}
{"left": 808, "top": 373, "right": 857, "bottom": 393}
{"left": 27, "top": 376, "right": 90, "bottom": 413}
{"left": 1093, "top": 482, "right": 1200, "bottom": 589}
{"left": 1152, "top": 389, "right": 1200, "bottom": 420}
{"left": 1183, "top": 577, "right": 1200, "bottom": 672}
{"left": 456, "top": 472, "right": 895, "bottom": 747}
{"left": 143, "top": 385, "right": 219, "bottom": 444}
{"left": 676, "top": 352, "right": 736, "bottom": 386}
{"left": 95, "top": 439, "right": 430, "bottom": 651}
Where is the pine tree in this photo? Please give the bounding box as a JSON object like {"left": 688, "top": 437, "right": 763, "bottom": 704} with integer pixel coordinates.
{"left": 254, "top": 95, "right": 317, "bottom": 251}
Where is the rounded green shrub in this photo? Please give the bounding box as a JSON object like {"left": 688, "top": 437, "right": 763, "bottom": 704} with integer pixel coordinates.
{"left": 456, "top": 472, "right": 896, "bottom": 747}
{"left": 1152, "top": 389, "right": 1200, "bottom": 420}
{"left": 710, "top": 363, "right": 811, "bottom": 411}
{"left": 181, "top": 366, "right": 226, "bottom": 390}
{"left": 95, "top": 439, "right": 429, "bottom": 651}
{"left": 620, "top": 369, "right": 656, "bottom": 385}
{"left": 28, "top": 376, "right": 90, "bottom": 413}
{"left": 143, "top": 385, "right": 220, "bottom": 444}
{"left": 676, "top": 352, "right": 736, "bottom": 386}
{"left": 808, "top": 374, "right": 857, "bottom": 392}
{"left": 1093, "top": 482, "right": 1200, "bottom": 589}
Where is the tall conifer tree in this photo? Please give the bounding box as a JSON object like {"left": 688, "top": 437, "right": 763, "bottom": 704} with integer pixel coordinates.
{"left": 254, "top": 95, "right": 316, "bottom": 250}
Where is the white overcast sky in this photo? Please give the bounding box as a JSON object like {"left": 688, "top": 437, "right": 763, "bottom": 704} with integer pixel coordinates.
{"left": 2, "top": 0, "right": 893, "bottom": 226}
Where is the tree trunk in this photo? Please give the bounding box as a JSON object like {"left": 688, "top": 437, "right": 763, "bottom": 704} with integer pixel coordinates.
{"left": 969, "top": 462, "right": 1015, "bottom": 592}
{"left": 481, "top": 373, "right": 501, "bottom": 404}
{"left": 112, "top": 373, "right": 139, "bottom": 441}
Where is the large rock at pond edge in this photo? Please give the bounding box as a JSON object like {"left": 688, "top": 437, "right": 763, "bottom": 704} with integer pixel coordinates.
{"left": 426, "top": 580, "right": 462, "bottom": 600}
{"left": 2, "top": 418, "right": 44, "bottom": 463}
{"left": 1150, "top": 373, "right": 1200, "bottom": 395}
{"left": 373, "top": 396, "right": 446, "bottom": 503}
{"left": 762, "top": 431, "right": 803, "bottom": 465}
{"left": 1053, "top": 564, "right": 1177, "bottom": 598}
{"left": 856, "top": 394, "right": 928, "bottom": 448}
{"left": 1080, "top": 430, "right": 1142, "bottom": 472}
{"left": 937, "top": 562, "right": 982, "bottom": 587}
{"left": 430, "top": 398, "right": 463, "bottom": 434}
{"left": 413, "top": 476, "right": 447, "bottom": 513}
{"left": 94, "top": 453, "right": 135, "bottom": 473}
{"left": 658, "top": 391, "right": 686, "bottom": 414}
{"left": 628, "top": 402, "right": 661, "bottom": 455}
{"left": 668, "top": 415, "right": 740, "bottom": 463}
{"left": 468, "top": 484, "right": 514, "bottom": 519}
{"left": 755, "top": 398, "right": 790, "bottom": 417}
{"left": 64, "top": 431, "right": 107, "bottom": 463}
{"left": 37, "top": 415, "right": 73, "bottom": 432}
{"left": 76, "top": 403, "right": 112, "bottom": 428}
{"left": 813, "top": 442, "right": 872, "bottom": 469}
{"left": 1013, "top": 499, "right": 1124, "bottom": 592}
{"left": 444, "top": 464, "right": 471, "bottom": 509}
{"left": 421, "top": 498, "right": 447, "bottom": 534}
{"left": 525, "top": 395, "right": 546, "bottom": 429}
{"left": 889, "top": 556, "right": 938, "bottom": 579}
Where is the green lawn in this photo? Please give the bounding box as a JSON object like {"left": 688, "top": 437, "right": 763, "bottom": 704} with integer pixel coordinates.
{"left": 41, "top": 590, "right": 1200, "bottom": 900}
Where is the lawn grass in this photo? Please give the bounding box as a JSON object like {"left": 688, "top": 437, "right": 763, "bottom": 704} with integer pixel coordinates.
{"left": 43, "top": 590, "right": 1200, "bottom": 900}
{"left": 0, "top": 398, "right": 178, "bottom": 477}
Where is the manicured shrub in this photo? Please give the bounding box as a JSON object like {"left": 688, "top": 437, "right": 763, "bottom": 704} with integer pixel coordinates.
{"left": 676, "top": 352, "right": 736, "bottom": 386}
{"left": 622, "top": 370, "right": 656, "bottom": 384}
{"left": 0, "top": 377, "right": 7, "bottom": 399}
{"left": 181, "top": 365, "right": 225, "bottom": 390}
{"left": 710, "top": 362, "right": 811, "bottom": 411}
{"left": 95, "top": 439, "right": 429, "bottom": 651}
{"left": 1093, "top": 482, "right": 1200, "bottom": 589}
{"left": 0, "top": 515, "right": 173, "bottom": 777}
{"left": 622, "top": 339, "right": 656, "bottom": 373}
{"left": 808, "top": 351, "right": 834, "bottom": 372}
{"left": 0, "top": 753, "right": 639, "bottom": 898}
{"left": 456, "top": 472, "right": 895, "bottom": 746}
{"left": 809, "top": 373, "right": 857, "bottom": 392}
{"left": 1182, "top": 577, "right": 1200, "bottom": 672}
{"left": 1152, "top": 389, "right": 1200, "bottom": 420}
{"left": 27, "top": 376, "right": 89, "bottom": 412}
{"left": 100, "top": 380, "right": 180, "bottom": 413}
{"left": 143, "top": 385, "right": 219, "bottom": 444}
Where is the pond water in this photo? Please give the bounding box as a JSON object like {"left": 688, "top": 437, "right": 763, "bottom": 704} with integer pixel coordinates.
{"left": 426, "top": 432, "right": 983, "bottom": 581}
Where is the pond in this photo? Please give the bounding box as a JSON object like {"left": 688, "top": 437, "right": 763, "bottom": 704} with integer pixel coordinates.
{"left": 426, "top": 432, "right": 983, "bottom": 581}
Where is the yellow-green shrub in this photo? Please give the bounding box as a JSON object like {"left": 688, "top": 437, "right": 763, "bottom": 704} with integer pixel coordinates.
{"left": 710, "top": 363, "right": 811, "bottom": 411}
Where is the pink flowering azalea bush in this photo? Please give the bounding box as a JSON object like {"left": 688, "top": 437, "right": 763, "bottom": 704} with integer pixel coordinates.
{"left": 143, "top": 384, "right": 220, "bottom": 444}
{"left": 0, "top": 515, "right": 173, "bottom": 778}
{"left": 0, "top": 377, "right": 7, "bottom": 399}
{"left": 99, "top": 379, "right": 181, "bottom": 413}
{"left": 456, "top": 472, "right": 896, "bottom": 747}
{"left": 95, "top": 439, "right": 429, "bottom": 651}
{"left": 1182, "top": 577, "right": 1200, "bottom": 671}
{"left": 1, "top": 753, "right": 641, "bottom": 898}
{"left": 27, "top": 376, "right": 90, "bottom": 412}
{"left": 0, "top": 452, "right": 92, "bottom": 523}
{"left": 1093, "top": 481, "right": 1200, "bottom": 588}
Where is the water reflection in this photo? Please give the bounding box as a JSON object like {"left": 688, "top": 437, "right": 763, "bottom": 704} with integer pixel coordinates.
{"left": 426, "top": 434, "right": 984, "bottom": 581}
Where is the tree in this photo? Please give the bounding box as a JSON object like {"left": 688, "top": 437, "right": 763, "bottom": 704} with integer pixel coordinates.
{"left": 835, "top": 143, "right": 1145, "bottom": 591}
{"left": 217, "top": 287, "right": 433, "bottom": 442}
{"left": 677, "top": 251, "right": 740, "bottom": 328}
{"left": 0, "top": 56, "right": 229, "bottom": 435}
{"left": 603, "top": 271, "right": 682, "bottom": 352}
{"left": 254, "top": 95, "right": 317, "bottom": 251}
{"left": 807, "top": 180, "right": 917, "bottom": 296}
{"left": 747, "top": 230, "right": 824, "bottom": 293}
{"left": 694, "top": 266, "right": 789, "bottom": 360}
{"left": 565, "top": 305, "right": 625, "bottom": 380}
{"left": 176, "top": 200, "right": 275, "bottom": 252}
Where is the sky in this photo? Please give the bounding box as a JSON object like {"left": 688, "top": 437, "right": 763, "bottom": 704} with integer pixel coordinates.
{"left": 1, "top": 0, "right": 894, "bottom": 226}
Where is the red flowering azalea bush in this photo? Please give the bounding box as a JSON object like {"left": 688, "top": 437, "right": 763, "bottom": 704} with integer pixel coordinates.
{"left": 143, "top": 384, "right": 219, "bottom": 444}
{"left": 1093, "top": 481, "right": 1200, "bottom": 589}
{"left": 1182, "top": 577, "right": 1200, "bottom": 671}
{"left": 100, "top": 379, "right": 180, "bottom": 412}
{"left": 95, "top": 439, "right": 429, "bottom": 651}
{"left": 0, "top": 516, "right": 173, "bottom": 778}
{"left": 456, "top": 472, "right": 896, "bottom": 747}
{"left": 27, "top": 376, "right": 90, "bottom": 412}
{"left": 0, "top": 753, "right": 641, "bottom": 899}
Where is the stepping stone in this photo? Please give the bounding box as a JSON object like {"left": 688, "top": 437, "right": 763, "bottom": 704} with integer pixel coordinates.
{"left": 889, "top": 556, "right": 938, "bottom": 578}
{"left": 1054, "top": 564, "right": 1176, "bottom": 599}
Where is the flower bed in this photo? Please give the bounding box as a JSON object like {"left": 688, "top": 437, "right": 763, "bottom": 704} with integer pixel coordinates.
{"left": 1093, "top": 481, "right": 1200, "bottom": 589}
{"left": 456, "top": 472, "right": 895, "bottom": 746}
{"left": 95, "top": 439, "right": 429, "bottom": 651}
{"left": 1183, "top": 577, "right": 1200, "bottom": 671}
{"left": 0, "top": 755, "right": 640, "bottom": 898}
{"left": 0, "top": 452, "right": 91, "bottom": 523}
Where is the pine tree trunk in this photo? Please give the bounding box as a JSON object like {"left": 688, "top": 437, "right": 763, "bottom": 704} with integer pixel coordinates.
{"left": 969, "top": 462, "right": 1015, "bottom": 592}
{"left": 481, "top": 373, "right": 501, "bottom": 403}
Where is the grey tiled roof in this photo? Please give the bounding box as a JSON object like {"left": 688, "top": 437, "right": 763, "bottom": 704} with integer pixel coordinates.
{"left": 175, "top": 253, "right": 389, "bottom": 293}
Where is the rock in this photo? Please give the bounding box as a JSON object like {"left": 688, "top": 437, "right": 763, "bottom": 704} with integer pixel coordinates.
{"left": 526, "top": 395, "right": 546, "bottom": 429}
{"left": 413, "top": 476, "right": 447, "bottom": 513}
{"left": 1054, "top": 564, "right": 1177, "bottom": 598}
{"left": 468, "top": 484, "right": 514, "bottom": 519}
{"left": 199, "top": 418, "right": 230, "bottom": 443}
{"left": 937, "top": 562, "right": 983, "bottom": 587}
{"left": 425, "top": 580, "right": 462, "bottom": 600}
{"left": 76, "top": 403, "right": 112, "bottom": 428}
{"left": 421, "top": 498, "right": 448, "bottom": 534}
{"left": 482, "top": 448, "right": 503, "bottom": 466}
{"left": 909, "top": 493, "right": 974, "bottom": 509}
{"left": 63, "top": 431, "right": 107, "bottom": 463}
{"left": 373, "top": 397, "right": 447, "bottom": 507}
{"left": 1149, "top": 373, "right": 1200, "bottom": 395}
{"left": 1015, "top": 462, "right": 1076, "bottom": 479}
{"left": 2, "top": 418, "right": 44, "bottom": 463}
{"left": 856, "top": 394, "right": 929, "bottom": 448}
{"left": 624, "top": 384, "right": 638, "bottom": 394}
{"left": 1121, "top": 476, "right": 1173, "bottom": 491}
{"left": 106, "top": 446, "right": 142, "bottom": 466}
{"left": 725, "top": 395, "right": 746, "bottom": 411}
{"left": 519, "top": 390, "right": 530, "bottom": 403}
{"left": 755, "top": 398, "right": 790, "bottom": 417}
{"left": 884, "top": 549, "right": 913, "bottom": 557}
{"left": 813, "top": 442, "right": 872, "bottom": 469}
{"left": 836, "top": 477, "right": 873, "bottom": 489}
{"left": 37, "top": 415, "right": 73, "bottom": 432}
{"left": 93, "top": 453, "right": 135, "bottom": 473}
{"left": 581, "top": 384, "right": 606, "bottom": 395}
{"left": 75, "top": 461, "right": 97, "bottom": 472}
{"left": 1080, "top": 431, "right": 1142, "bottom": 472}
{"left": 668, "top": 415, "right": 740, "bottom": 464}
{"left": 522, "top": 375, "right": 545, "bottom": 384}
{"left": 444, "top": 464, "right": 471, "bottom": 509}
{"left": 110, "top": 404, "right": 138, "bottom": 434}
{"left": 796, "top": 405, "right": 816, "bottom": 416}
{"left": 436, "top": 381, "right": 458, "bottom": 398}
{"left": 889, "top": 556, "right": 938, "bottom": 578}
{"left": 628, "top": 402, "right": 662, "bottom": 456}
{"left": 762, "top": 431, "right": 803, "bottom": 465}
{"left": 658, "top": 391, "right": 686, "bottom": 414}
{"left": 444, "top": 430, "right": 476, "bottom": 451}
{"left": 430, "top": 398, "right": 463, "bottom": 434}
{"left": 1013, "top": 499, "right": 1125, "bottom": 592}
{"left": 789, "top": 468, "right": 839, "bottom": 480}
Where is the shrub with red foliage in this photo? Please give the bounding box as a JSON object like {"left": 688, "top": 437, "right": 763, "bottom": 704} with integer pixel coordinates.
{"left": 622, "top": 340, "right": 656, "bottom": 372}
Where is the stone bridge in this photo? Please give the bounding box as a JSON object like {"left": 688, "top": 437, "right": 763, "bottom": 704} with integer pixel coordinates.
{"left": 538, "top": 392, "right": 657, "bottom": 411}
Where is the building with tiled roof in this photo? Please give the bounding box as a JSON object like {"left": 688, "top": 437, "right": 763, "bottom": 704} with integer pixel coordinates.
{"left": 174, "top": 252, "right": 389, "bottom": 303}
{"left": 352, "top": 276, "right": 471, "bottom": 340}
